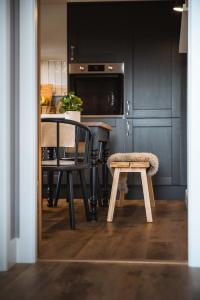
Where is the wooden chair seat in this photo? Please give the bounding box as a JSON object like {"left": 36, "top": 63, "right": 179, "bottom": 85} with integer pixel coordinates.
{"left": 107, "top": 160, "right": 155, "bottom": 223}
{"left": 110, "top": 161, "right": 150, "bottom": 168}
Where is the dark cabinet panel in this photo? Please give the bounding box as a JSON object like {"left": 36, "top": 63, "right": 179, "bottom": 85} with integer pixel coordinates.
{"left": 130, "top": 5, "right": 184, "bottom": 119}
{"left": 68, "top": 3, "right": 130, "bottom": 63}
{"left": 132, "top": 30, "right": 172, "bottom": 111}
{"left": 109, "top": 119, "right": 125, "bottom": 154}
{"left": 126, "top": 118, "right": 181, "bottom": 186}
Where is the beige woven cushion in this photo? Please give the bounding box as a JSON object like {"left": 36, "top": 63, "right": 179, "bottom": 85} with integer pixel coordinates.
{"left": 107, "top": 152, "right": 159, "bottom": 193}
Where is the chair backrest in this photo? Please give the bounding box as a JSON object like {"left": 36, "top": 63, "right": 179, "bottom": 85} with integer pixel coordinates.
{"left": 41, "top": 118, "right": 92, "bottom": 166}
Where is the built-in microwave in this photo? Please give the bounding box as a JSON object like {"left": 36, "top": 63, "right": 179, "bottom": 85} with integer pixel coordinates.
{"left": 68, "top": 63, "right": 124, "bottom": 116}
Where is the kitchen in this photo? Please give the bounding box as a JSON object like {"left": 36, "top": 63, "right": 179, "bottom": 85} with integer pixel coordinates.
{"left": 39, "top": 0, "right": 187, "bottom": 262}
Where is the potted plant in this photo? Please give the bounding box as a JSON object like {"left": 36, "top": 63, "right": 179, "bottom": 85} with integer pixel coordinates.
{"left": 59, "top": 91, "right": 83, "bottom": 122}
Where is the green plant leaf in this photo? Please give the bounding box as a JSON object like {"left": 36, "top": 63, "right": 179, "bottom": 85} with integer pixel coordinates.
{"left": 59, "top": 91, "right": 84, "bottom": 113}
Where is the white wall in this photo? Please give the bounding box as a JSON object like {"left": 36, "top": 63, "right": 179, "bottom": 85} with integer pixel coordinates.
{"left": 40, "top": 3, "right": 67, "bottom": 60}
{"left": 188, "top": 0, "right": 200, "bottom": 267}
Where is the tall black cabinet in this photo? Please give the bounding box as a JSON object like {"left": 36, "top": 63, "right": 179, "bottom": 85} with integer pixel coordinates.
{"left": 67, "top": 2, "right": 187, "bottom": 199}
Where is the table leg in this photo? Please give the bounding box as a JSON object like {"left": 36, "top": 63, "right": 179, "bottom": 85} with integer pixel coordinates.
{"left": 102, "top": 144, "right": 110, "bottom": 207}
{"left": 90, "top": 149, "right": 99, "bottom": 220}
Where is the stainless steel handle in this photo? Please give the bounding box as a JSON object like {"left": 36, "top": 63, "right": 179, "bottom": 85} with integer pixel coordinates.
{"left": 70, "top": 45, "right": 75, "bottom": 61}
{"left": 126, "top": 120, "right": 130, "bottom": 136}
{"left": 126, "top": 100, "right": 130, "bottom": 116}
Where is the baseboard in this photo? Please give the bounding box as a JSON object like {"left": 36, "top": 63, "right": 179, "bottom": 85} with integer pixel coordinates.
{"left": 0, "top": 238, "right": 17, "bottom": 271}
{"left": 7, "top": 238, "right": 17, "bottom": 270}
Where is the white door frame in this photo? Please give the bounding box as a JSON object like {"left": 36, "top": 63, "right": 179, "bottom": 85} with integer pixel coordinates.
{"left": 0, "top": 0, "right": 17, "bottom": 271}
{"left": 16, "top": 0, "right": 38, "bottom": 263}
{"left": 187, "top": 0, "right": 200, "bottom": 267}
{"left": 0, "top": 0, "right": 38, "bottom": 270}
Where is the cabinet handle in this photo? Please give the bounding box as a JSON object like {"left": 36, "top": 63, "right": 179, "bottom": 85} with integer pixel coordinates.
{"left": 126, "top": 100, "right": 130, "bottom": 116}
{"left": 126, "top": 120, "right": 130, "bottom": 136}
{"left": 70, "top": 45, "right": 75, "bottom": 61}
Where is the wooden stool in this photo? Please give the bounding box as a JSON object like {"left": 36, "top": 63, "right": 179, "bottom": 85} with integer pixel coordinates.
{"left": 107, "top": 161, "right": 155, "bottom": 223}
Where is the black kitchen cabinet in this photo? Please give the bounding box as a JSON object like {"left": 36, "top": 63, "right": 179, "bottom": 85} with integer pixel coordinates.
{"left": 68, "top": 3, "right": 130, "bottom": 63}
{"left": 68, "top": 2, "right": 187, "bottom": 199}
{"left": 125, "top": 118, "right": 181, "bottom": 185}
{"left": 130, "top": 13, "right": 185, "bottom": 118}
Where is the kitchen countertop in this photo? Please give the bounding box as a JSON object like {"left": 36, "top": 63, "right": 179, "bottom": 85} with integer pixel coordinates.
{"left": 41, "top": 114, "right": 112, "bottom": 131}
{"left": 82, "top": 122, "right": 112, "bottom": 131}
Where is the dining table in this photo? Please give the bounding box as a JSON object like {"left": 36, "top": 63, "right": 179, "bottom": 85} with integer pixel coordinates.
{"left": 41, "top": 114, "right": 112, "bottom": 220}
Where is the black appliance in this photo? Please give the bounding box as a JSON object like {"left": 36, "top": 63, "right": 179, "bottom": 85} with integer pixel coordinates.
{"left": 68, "top": 63, "right": 124, "bottom": 116}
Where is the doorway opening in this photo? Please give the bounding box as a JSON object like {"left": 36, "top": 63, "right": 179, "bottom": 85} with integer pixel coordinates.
{"left": 38, "top": 0, "right": 187, "bottom": 263}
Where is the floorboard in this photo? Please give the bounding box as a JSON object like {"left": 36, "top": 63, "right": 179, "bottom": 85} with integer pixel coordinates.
{"left": 39, "top": 200, "right": 187, "bottom": 262}
{"left": 1, "top": 262, "right": 200, "bottom": 300}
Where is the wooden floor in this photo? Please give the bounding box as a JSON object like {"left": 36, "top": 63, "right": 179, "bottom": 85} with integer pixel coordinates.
{"left": 1, "top": 261, "right": 200, "bottom": 300}
{"left": 40, "top": 200, "right": 187, "bottom": 262}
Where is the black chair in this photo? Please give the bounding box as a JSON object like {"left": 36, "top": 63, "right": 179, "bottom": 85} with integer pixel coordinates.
{"left": 54, "top": 141, "right": 103, "bottom": 209}
{"left": 41, "top": 118, "right": 92, "bottom": 229}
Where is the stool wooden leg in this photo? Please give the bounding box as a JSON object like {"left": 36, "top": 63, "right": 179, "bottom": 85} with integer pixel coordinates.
{"left": 140, "top": 169, "right": 153, "bottom": 222}
{"left": 119, "top": 191, "right": 125, "bottom": 207}
{"left": 107, "top": 168, "right": 120, "bottom": 222}
{"left": 147, "top": 176, "right": 155, "bottom": 207}
{"left": 119, "top": 172, "right": 127, "bottom": 207}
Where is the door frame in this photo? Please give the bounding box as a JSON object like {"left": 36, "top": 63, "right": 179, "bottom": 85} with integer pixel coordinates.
{"left": 16, "top": 0, "right": 38, "bottom": 264}
{"left": 187, "top": 0, "right": 200, "bottom": 267}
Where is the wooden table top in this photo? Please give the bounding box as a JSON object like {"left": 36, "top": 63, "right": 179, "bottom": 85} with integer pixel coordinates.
{"left": 41, "top": 114, "right": 112, "bottom": 131}
{"left": 82, "top": 122, "right": 112, "bottom": 131}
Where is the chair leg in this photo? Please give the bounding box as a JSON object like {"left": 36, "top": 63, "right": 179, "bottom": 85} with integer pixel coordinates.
{"left": 67, "top": 171, "right": 76, "bottom": 230}
{"left": 79, "top": 170, "right": 91, "bottom": 221}
{"left": 147, "top": 175, "right": 155, "bottom": 207}
{"left": 140, "top": 169, "right": 153, "bottom": 222}
{"left": 54, "top": 171, "right": 63, "bottom": 207}
{"left": 66, "top": 171, "right": 70, "bottom": 203}
{"left": 107, "top": 168, "right": 120, "bottom": 222}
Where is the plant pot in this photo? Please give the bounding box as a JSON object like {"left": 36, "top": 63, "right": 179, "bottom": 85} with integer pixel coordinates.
{"left": 64, "top": 110, "right": 81, "bottom": 122}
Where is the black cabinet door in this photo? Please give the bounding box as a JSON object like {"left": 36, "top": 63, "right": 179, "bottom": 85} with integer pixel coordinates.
{"left": 132, "top": 28, "right": 172, "bottom": 117}
{"left": 129, "top": 4, "right": 183, "bottom": 119}
{"left": 125, "top": 118, "right": 181, "bottom": 186}
{"left": 67, "top": 3, "right": 130, "bottom": 63}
